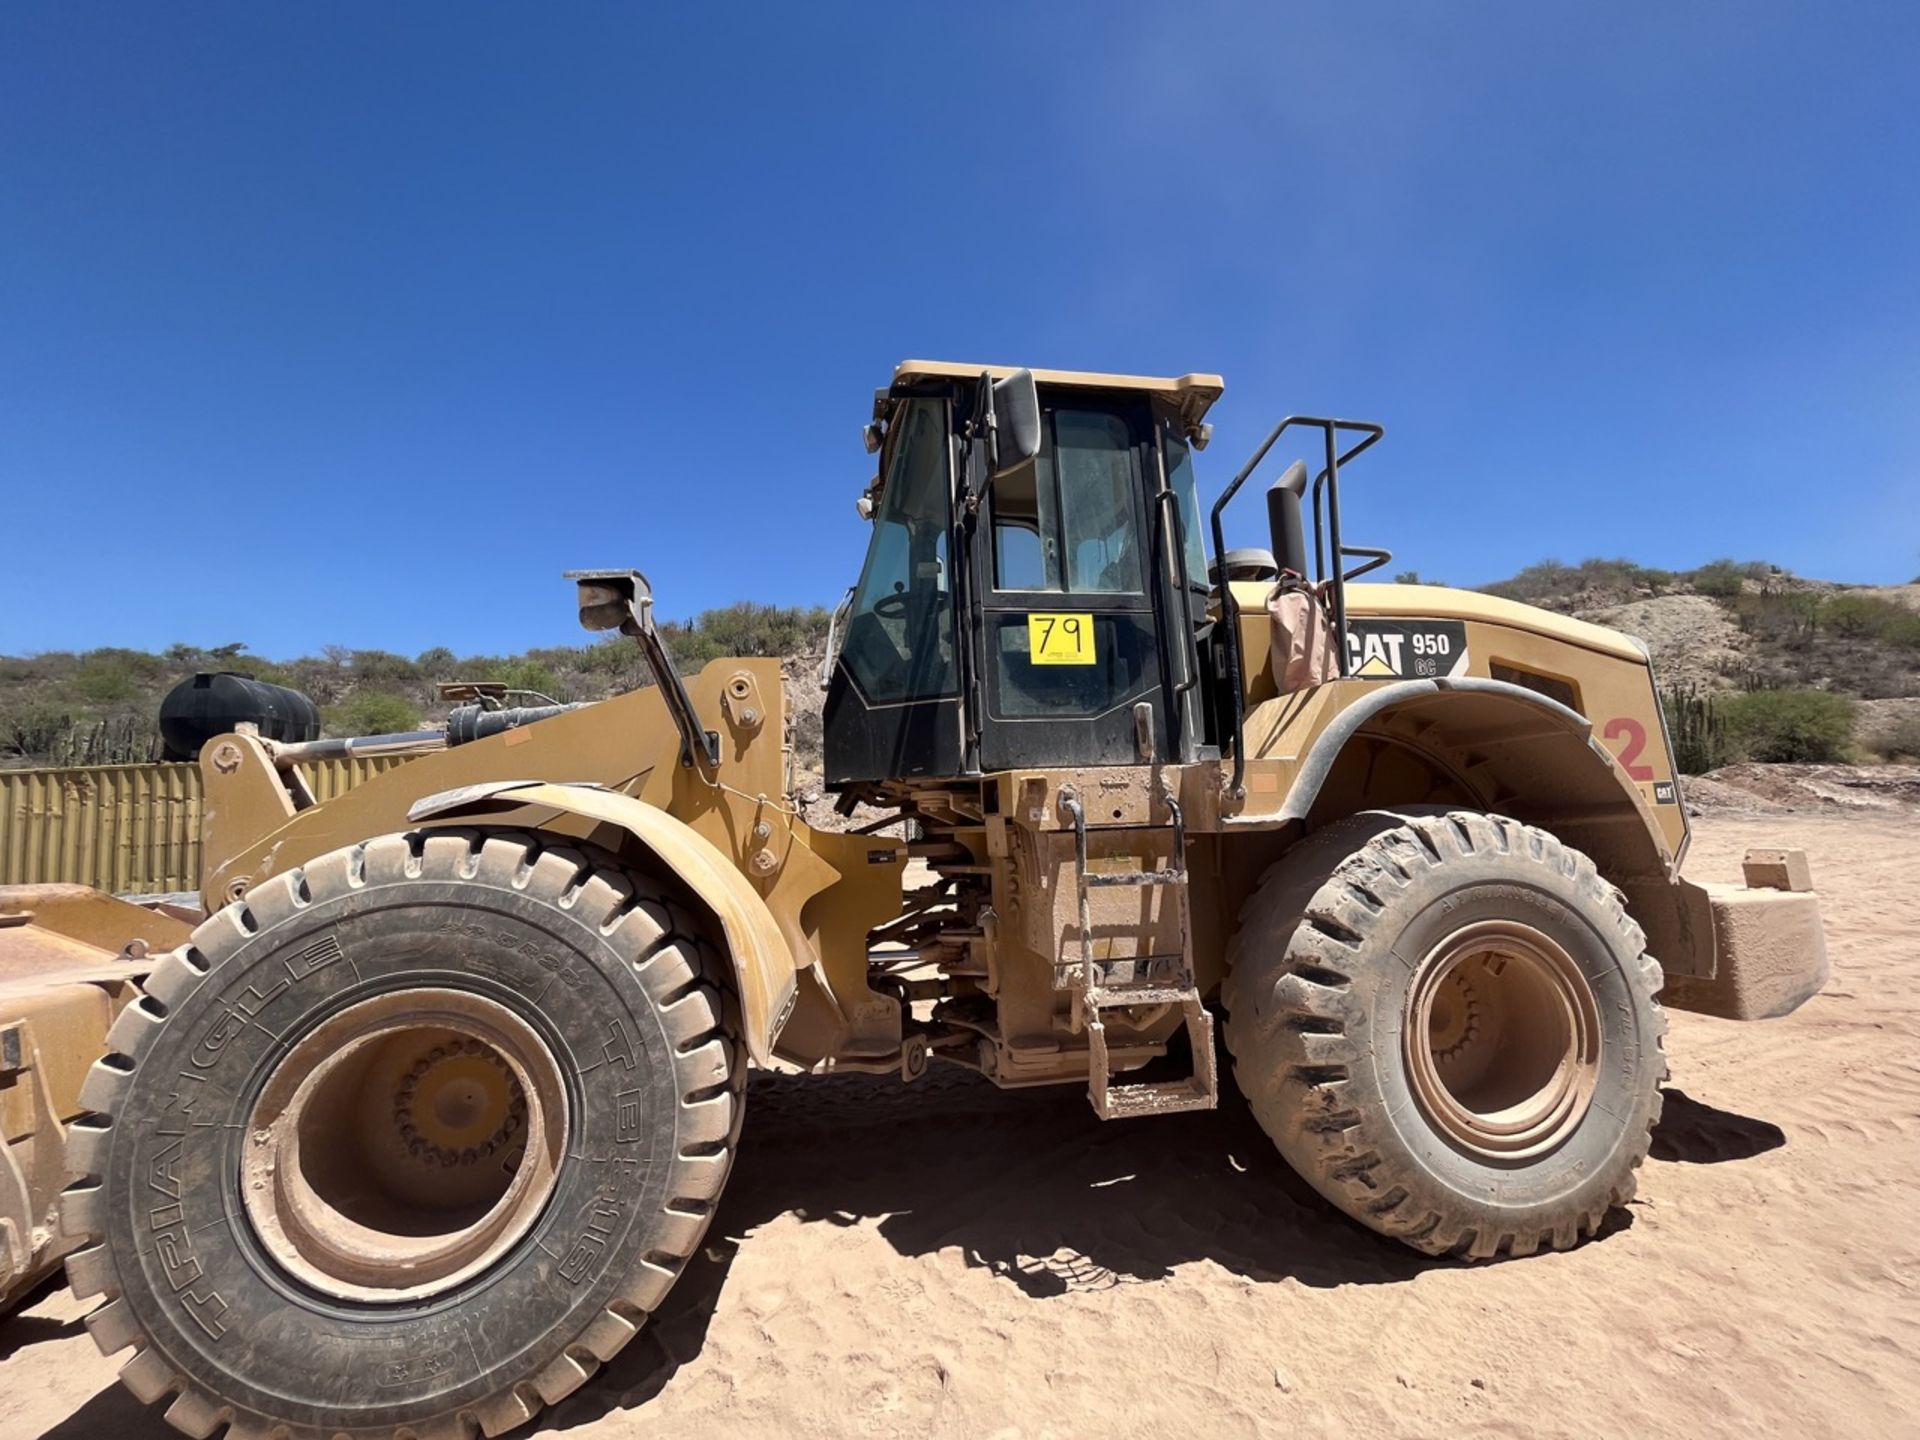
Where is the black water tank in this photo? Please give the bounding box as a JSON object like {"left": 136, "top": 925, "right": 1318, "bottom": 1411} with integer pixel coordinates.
{"left": 160, "top": 673, "right": 321, "bottom": 761}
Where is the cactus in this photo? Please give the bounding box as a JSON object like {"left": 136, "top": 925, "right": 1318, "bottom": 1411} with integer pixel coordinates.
{"left": 50, "top": 714, "right": 158, "bottom": 767}
{"left": 1661, "top": 685, "right": 1730, "bottom": 775}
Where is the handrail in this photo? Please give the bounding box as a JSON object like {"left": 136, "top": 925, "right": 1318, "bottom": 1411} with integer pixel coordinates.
{"left": 1207, "top": 416, "right": 1384, "bottom": 800}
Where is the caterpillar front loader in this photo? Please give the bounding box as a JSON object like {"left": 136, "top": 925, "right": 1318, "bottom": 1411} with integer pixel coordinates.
{"left": 1, "top": 360, "right": 1826, "bottom": 1438}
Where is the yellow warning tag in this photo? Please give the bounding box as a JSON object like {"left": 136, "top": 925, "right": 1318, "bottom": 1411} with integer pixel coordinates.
{"left": 1027, "top": 612, "right": 1097, "bottom": 665}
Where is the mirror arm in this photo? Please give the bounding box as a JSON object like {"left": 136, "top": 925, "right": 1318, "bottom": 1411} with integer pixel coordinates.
{"left": 566, "top": 569, "right": 721, "bottom": 771}
{"left": 962, "top": 371, "right": 995, "bottom": 504}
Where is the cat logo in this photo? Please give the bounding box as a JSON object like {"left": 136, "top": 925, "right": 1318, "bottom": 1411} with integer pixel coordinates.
{"left": 1351, "top": 630, "right": 1406, "bottom": 677}
{"left": 1344, "top": 619, "right": 1471, "bottom": 680}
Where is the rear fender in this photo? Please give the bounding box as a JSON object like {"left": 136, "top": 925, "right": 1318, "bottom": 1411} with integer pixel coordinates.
{"left": 1283, "top": 678, "right": 1676, "bottom": 864}
{"left": 407, "top": 781, "right": 799, "bottom": 1065}
{"left": 1276, "top": 679, "right": 1707, "bottom": 977}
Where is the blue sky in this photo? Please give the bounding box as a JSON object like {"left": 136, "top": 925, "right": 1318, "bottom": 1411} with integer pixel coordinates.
{"left": 3, "top": 3, "right": 1916, "bottom": 657}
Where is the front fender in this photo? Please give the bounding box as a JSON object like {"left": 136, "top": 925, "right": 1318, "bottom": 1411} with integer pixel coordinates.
{"left": 407, "top": 780, "right": 799, "bottom": 1065}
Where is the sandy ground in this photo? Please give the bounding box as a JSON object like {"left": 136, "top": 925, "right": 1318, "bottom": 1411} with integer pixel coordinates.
{"left": 5, "top": 811, "right": 1918, "bottom": 1440}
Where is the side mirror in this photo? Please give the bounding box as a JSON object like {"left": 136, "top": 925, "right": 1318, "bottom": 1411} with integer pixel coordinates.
{"left": 568, "top": 567, "right": 652, "bottom": 636}
{"left": 988, "top": 368, "right": 1041, "bottom": 479}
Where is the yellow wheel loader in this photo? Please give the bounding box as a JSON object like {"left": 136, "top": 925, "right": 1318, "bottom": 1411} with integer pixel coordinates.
{"left": 0, "top": 361, "right": 1826, "bottom": 1438}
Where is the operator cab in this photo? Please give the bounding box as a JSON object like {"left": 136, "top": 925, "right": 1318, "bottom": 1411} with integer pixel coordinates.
{"left": 824, "top": 361, "right": 1223, "bottom": 787}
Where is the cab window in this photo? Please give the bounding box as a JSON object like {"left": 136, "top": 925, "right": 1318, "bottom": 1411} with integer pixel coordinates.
{"left": 989, "top": 407, "right": 1142, "bottom": 594}
{"left": 841, "top": 399, "right": 956, "bottom": 702}
{"left": 992, "top": 452, "right": 1056, "bottom": 591}
{"left": 1057, "top": 411, "right": 1141, "bottom": 592}
{"left": 1162, "top": 423, "right": 1210, "bottom": 588}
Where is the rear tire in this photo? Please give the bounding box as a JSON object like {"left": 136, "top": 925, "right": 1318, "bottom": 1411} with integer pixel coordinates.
{"left": 1221, "top": 809, "right": 1665, "bottom": 1260}
{"left": 63, "top": 829, "right": 743, "bottom": 1439}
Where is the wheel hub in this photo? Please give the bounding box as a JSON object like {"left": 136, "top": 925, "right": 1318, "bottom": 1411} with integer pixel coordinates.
{"left": 240, "top": 989, "right": 568, "bottom": 1303}
{"left": 1404, "top": 919, "right": 1602, "bottom": 1161}
{"left": 1426, "top": 969, "right": 1483, "bottom": 1064}
{"left": 392, "top": 1039, "right": 527, "bottom": 1168}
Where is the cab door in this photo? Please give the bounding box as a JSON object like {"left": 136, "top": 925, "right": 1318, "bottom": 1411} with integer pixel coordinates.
{"left": 822, "top": 395, "right": 966, "bottom": 785}
{"left": 973, "top": 395, "right": 1175, "bottom": 771}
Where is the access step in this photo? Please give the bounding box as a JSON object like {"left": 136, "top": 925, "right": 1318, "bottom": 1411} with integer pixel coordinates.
{"left": 1088, "top": 998, "right": 1217, "bottom": 1119}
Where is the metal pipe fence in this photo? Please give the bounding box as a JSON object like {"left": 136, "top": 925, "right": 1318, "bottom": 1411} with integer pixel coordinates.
{"left": 0, "top": 756, "right": 410, "bottom": 894}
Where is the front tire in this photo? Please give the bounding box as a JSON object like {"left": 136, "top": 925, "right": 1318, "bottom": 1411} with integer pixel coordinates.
{"left": 63, "top": 829, "right": 743, "bottom": 1439}
{"left": 1222, "top": 809, "right": 1665, "bottom": 1260}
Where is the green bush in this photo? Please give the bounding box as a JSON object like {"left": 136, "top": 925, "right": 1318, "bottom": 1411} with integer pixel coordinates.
{"left": 71, "top": 662, "right": 136, "bottom": 704}
{"left": 1872, "top": 718, "right": 1920, "bottom": 763}
{"left": 1482, "top": 560, "right": 1571, "bottom": 601}
{"left": 324, "top": 691, "right": 422, "bottom": 737}
{"left": 1689, "top": 558, "right": 1749, "bottom": 600}
{"left": 1820, "top": 594, "right": 1888, "bottom": 637}
{"left": 579, "top": 639, "right": 635, "bottom": 675}
{"left": 350, "top": 649, "right": 420, "bottom": 684}
{"left": 662, "top": 603, "right": 833, "bottom": 671}
{"left": 1719, "top": 689, "right": 1857, "bottom": 764}
{"left": 475, "top": 658, "right": 564, "bottom": 701}
{"left": 70, "top": 648, "right": 165, "bottom": 704}
{"left": 0, "top": 696, "right": 74, "bottom": 759}
{"left": 1731, "top": 590, "right": 1823, "bottom": 651}
{"left": 1815, "top": 592, "right": 1920, "bottom": 644}
{"left": 163, "top": 642, "right": 248, "bottom": 666}
{"left": 1481, "top": 557, "right": 1676, "bottom": 605}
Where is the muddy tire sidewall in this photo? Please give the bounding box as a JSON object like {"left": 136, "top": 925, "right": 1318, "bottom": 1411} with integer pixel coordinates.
{"left": 1354, "top": 872, "right": 1655, "bottom": 1213}
{"left": 105, "top": 872, "right": 691, "bottom": 1429}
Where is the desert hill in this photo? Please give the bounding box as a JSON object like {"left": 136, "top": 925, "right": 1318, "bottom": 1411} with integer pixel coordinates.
{"left": 3, "top": 560, "right": 1916, "bottom": 773}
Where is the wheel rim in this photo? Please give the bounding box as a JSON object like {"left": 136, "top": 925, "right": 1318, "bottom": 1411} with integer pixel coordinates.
{"left": 1403, "top": 919, "right": 1602, "bottom": 1161}
{"left": 240, "top": 989, "right": 569, "bottom": 1302}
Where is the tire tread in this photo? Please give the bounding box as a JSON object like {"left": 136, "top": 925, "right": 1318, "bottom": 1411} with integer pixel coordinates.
{"left": 1222, "top": 808, "right": 1667, "bottom": 1260}
{"left": 64, "top": 828, "right": 744, "bottom": 1440}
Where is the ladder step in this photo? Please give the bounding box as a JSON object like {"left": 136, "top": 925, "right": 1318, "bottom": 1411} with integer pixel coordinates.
{"left": 1086, "top": 870, "right": 1187, "bottom": 889}
{"left": 1086, "top": 1000, "right": 1218, "bottom": 1121}
{"left": 1073, "top": 953, "right": 1188, "bottom": 994}
{"left": 1095, "top": 1078, "right": 1217, "bottom": 1119}
{"left": 1088, "top": 984, "right": 1197, "bottom": 1008}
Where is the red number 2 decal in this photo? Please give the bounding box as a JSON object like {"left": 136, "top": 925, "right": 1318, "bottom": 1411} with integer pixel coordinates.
{"left": 1603, "top": 716, "right": 1656, "bottom": 781}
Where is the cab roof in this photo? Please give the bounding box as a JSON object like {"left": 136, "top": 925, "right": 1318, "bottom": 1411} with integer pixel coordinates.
{"left": 889, "top": 359, "right": 1225, "bottom": 430}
